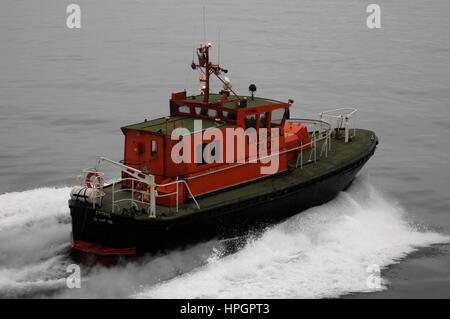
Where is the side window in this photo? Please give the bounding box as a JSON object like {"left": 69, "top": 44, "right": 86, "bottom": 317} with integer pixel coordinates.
{"left": 222, "top": 111, "right": 236, "bottom": 120}
{"left": 196, "top": 141, "right": 220, "bottom": 165}
{"left": 271, "top": 108, "right": 287, "bottom": 127}
{"left": 210, "top": 141, "right": 217, "bottom": 161}
{"left": 151, "top": 140, "right": 157, "bottom": 156}
{"left": 177, "top": 105, "right": 190, "bottom": 114}
{"left": 196, "top": 143, "right": 209, "bottom": 165}
{"left": 259, "top": 112, "right": 269, "bottom": 128}
{"left": 208, "top": 109, "right": 217, "bottom": 118}
{"left": 244, "top": 115, "right": 256, "bottom": 129}
{"left": 207, "top": 140, "right": 220, "bottom": 163}
{"left": 196, "top": 107, "right": 208, "bottom": 116}
{"left": 195, "top": 108, "right": 217, "bottom": 118}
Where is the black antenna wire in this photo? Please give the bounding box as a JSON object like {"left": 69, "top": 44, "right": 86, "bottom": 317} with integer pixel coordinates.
{"left": 218, "top": 28, "right": 221, "bottom": 65}
{"left": 203, "top": 7, "right": 206, "bottom": 43}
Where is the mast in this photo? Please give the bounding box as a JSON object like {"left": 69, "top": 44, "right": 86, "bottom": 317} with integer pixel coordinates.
{"left": 204, "top": 44, "right": 210, "bottom": 103}
{"left": 191, "top": 43, "right": 239, "bottom": 103}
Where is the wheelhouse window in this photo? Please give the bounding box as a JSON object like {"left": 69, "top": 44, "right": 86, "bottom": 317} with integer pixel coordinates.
{"left": 151, "top": 140, "right": 157, "bottom": 156}
{"left": 244, "top": 115, "right": 256, "bottom": 129}
{"left": 271, "top": 108, "right": 287, "bottom": 127}
{"left": 259, "top": 112, "right": 269, "bottom": 128}
{"left": 224, "top": 111, "right": 236, "bottom": 120}
{"left": 196, "top": 141, "right": 220, "bottom": 165}
{"left": 195, "top": 107, "right": 217, "bottom": 118}
{"left": 196, "top": 107, "right": 208, "bottom": 116}
{"left": 207, "top": 109, "right": 217, "bottom": 117}
{"left": 206, "top": 140, "right": 220, "bottom": 163}
{"left": 177, "top": 105, "right": 191, "bottom": 114}
{"left": 196, "top": 143, "right": 207, "bottom": 165}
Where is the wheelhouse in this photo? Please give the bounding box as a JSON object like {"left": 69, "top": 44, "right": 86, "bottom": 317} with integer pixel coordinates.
{"left": 119, "top": 43, "right": 310, "bottom": 205}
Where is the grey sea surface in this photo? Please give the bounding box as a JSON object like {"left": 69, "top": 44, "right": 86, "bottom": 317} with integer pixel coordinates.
{"left": 0, "top": 0, "right": 449, "bottom": 298}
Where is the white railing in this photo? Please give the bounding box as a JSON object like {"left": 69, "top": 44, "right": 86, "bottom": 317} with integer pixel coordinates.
{"left": 79, "top": 157, "right": 200, "bottom": 218}
{"left": 111, "top": 177, "right": 151, "bottom": 215}
{"left": 183, "top": 118, "right": 333, "bottom": 180}
{"left": 288, "top": 118, "right": 332, "bottom": 168}
{"left": 319, "top": 108, "right": 357, "bottom": 143}
{"left": 110, "top": 176, "right": 200, "bottom": 217}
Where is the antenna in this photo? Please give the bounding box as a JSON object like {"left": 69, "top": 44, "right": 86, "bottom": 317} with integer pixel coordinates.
{"left": 202, "top": 7, "right": 206, "bottom": 43}
{"left": 218, "top": 28, "right": 221, "bottom": 65}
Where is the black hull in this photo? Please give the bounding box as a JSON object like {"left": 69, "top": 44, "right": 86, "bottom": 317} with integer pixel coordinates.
{"left": 70, "top": 142, "right": 376, "bottom": 259}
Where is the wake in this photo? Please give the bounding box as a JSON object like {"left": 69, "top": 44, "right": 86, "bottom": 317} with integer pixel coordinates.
{"left": 0, "top": 178, "right": 448, "bottom": 298}
{"left": 0, "top": 187, "right": 72, "bottom": 298}
{"left": 134, "top": 178, "right": 449, "bottom": 298}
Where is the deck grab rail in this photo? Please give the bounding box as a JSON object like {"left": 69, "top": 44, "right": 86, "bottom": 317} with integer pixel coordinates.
{"left": 78, "top": 157, "right": 200, "bottom": 218}
{"left": 319, "top": 108, "right": 357, "bottom": 143}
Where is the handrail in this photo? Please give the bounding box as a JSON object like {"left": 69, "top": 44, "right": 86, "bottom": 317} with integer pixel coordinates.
{"left": 81, "top": 158, "right": 201, "bottom": 218}
{"left": 185, "top": 118, "right": 332, "bottom": 180}
{"left": 319, "top": 108, "right": 357, "bottom": 117}
{"left": 319, "top": 108, "right": 357, "bottom": 143}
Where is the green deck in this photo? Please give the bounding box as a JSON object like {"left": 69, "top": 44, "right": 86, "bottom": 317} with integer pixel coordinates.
{"left": 98, "top": 129, "right": 376, "bottom": 221}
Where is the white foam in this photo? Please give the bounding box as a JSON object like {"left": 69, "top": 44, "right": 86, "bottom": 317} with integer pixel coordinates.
{"left": 0, "top": 256, "right": 68, "bottom": 298}
{"left": 0, "top": 187, "right": 71, "bottom": 231}
{"left": 134, "top": 179, "right": 450, "bottom": 298}
{"left": 1, "top": 181, "right": 448, "bottom": 299}
{"left": 55, "top": 240, "right": 225, "bottom": 298}
{"left": 0, "top": 187, "right": 70, "bottom": 272}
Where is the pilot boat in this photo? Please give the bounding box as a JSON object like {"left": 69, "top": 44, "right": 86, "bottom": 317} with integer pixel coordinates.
{"left": 69, "top": 42, "right": 378, "bottom": 259}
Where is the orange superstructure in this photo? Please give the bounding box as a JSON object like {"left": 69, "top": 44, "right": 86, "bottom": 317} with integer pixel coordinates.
{"left": 120, "top": 43, "right": 311, "bottom": 206}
